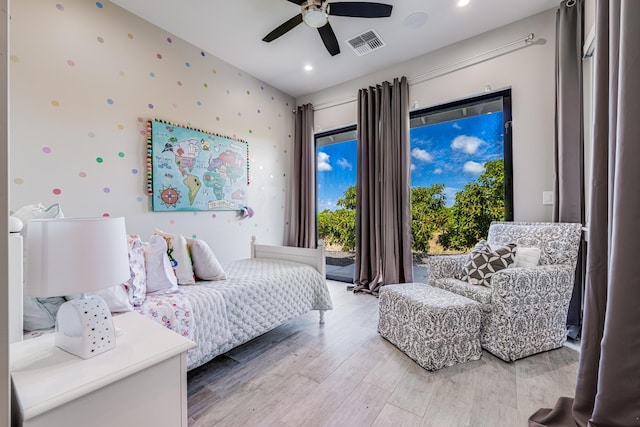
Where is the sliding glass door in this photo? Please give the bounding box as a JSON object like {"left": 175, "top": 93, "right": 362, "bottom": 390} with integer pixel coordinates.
{"left": 315, "top": 126, "right": 357, "bottom": 282}
{"left": 315, "top": 90, "right": 513, "bottom": 283}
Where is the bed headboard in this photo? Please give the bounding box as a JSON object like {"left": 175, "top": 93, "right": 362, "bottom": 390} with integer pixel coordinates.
{"left": 250, "top": 236, "right": 326, "bottom": 278}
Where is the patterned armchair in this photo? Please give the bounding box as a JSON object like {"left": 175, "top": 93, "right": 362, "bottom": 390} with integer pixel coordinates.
{"left": 425, "top": 222, "right": 582, "bottom": 361}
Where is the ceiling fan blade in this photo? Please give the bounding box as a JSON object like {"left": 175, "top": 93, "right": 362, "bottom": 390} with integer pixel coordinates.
{"left": 329, "top": 2, "right": 393, "bottom": 18}
{"left": 262, "top": 14, "right": 304, "bottom": 42}
{"left": 286, "top": 0, "right": 304, "bottom": 4}
{"left": 318, "top": 23, "right": 340, "bottom": 56}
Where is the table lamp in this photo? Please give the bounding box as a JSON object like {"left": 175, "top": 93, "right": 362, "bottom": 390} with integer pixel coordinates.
{"left": 25, "top": 217, "right": 130, "bottom": 358}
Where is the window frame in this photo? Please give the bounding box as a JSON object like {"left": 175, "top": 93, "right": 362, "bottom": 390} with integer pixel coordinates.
{"left": 409, "top": 89, "right": 514, "bottom": 221}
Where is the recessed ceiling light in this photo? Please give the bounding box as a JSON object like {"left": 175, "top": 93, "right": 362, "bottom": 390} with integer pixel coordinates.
{"left": 304, "top": 64, "right": 313, "bottom": 71}
{"left": 457, "top": 0, "right": 470, "bottom": 7}
{"left": 403, "top": 12, "right": 428, "bottom": 29}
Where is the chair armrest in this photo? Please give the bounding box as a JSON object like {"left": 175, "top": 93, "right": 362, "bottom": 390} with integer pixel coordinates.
{"left": 424, "top": 254, "right": 469, "bottom": 282}
{"left": 489, "top": 265, "right": 575, "bottom": 302}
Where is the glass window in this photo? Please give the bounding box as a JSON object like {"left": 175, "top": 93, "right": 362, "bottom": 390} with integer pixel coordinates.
{"left": 315, "top": 126, "right": 357, "bottom": 282}
{"left": 315, "top": 90, "right": 513, "bottom": 281}
{"left": 410, "top": 90, "right": 513, "bottom": 257}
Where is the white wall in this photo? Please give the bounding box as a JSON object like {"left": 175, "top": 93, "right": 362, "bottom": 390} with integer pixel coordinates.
{"left": 9, "top": 0, "right": 295, "bottom": 264}
{"left": 1, "top": 0, "right": 9, "bottom": 423}
{"left": 298, "top": 8, "right": 559, "bottom": 222}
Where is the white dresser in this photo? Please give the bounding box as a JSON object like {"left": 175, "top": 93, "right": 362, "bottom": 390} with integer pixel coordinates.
{"left": 10, "top": 312, "right": 196, "bottom": 427}
{"left": 9, "top": 233, "right": 23, "bottom": 344}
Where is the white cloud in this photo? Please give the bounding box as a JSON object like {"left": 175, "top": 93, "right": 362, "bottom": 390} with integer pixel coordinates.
{"left": 337, "top": 158, "right": 352, "bottom": 171}
{"left": 463, "top": 161, "right": 485, "bottom": 174}
{"left": 451, "top": 135, "right": 484, "bottom": 154}
{"left": 410, "top": 163, "right": 416, "bottom": 171}
{"left": 453, "top": 123, "right": 462, "bottom": 130}
{"left": 434, "top": 168, "right": 443, "bottom": 174}
{"left": 317, "top": 152, "right": 332, "bottom": 172}
{"left": 411, "top": 148, "right": 433, "bottom": 162}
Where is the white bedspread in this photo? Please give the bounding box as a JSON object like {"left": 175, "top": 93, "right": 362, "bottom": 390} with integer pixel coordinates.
{"left": 140, "top": 257, "right": 333, "bottom": 370}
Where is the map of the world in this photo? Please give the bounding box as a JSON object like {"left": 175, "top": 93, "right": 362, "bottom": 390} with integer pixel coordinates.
{"left": 148, "top": 119, "right": 249, "bottom": 212}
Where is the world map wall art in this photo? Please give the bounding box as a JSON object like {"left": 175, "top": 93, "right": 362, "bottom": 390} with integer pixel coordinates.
{"left": 147, "top": 119, "right": 249, "bottom": 212}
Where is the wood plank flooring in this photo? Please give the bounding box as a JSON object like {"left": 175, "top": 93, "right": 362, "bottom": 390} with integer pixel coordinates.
{"left": 187, "top": 280, "right": 580, "bottom": 427}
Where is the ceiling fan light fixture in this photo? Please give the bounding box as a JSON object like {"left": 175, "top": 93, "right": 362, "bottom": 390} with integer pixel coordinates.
{"left": 302, "top": 0, "right": 329, "bottom": 28}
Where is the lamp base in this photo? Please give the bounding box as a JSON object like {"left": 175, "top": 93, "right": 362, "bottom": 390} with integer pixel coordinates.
{"left": 55, "top": 295, "right": 116, "bottom": 358}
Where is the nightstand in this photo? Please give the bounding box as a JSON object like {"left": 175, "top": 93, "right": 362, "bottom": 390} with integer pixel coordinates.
{"left": 10, "top": 312, "right": 196, "bottom": 427}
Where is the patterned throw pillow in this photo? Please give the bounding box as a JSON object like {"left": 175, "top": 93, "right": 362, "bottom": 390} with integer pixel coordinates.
{"left": 462, "top": 241, "right": 517, "bottom": 286}
{"left": 126, "top": 234, "right": 147, "bottom": 306}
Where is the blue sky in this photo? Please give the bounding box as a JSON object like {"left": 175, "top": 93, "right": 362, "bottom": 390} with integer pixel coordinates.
{"left": 317, "top": 112, "right": 504, "bottom": 211}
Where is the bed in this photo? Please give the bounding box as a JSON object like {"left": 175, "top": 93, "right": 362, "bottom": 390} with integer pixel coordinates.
{"left": 134, "top": 237, "right": 333, "bottom": 371}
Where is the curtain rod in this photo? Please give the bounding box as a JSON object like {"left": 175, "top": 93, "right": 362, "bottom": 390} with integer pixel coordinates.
{"left": 303, "top": 33, "right": 536, "bottom": 113}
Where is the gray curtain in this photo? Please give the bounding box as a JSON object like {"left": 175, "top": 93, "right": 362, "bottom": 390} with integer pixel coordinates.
{"left": 287, "top": 103, "right": 316, "bottom": 248}
{"left": 530, "top": 1, "right": 640, "bottom": 425}
{"left": 353, "top": 77, "right": 412, "bottom": 294}
{"left": 553, "top": 0, "right": 585, "bottom": 339}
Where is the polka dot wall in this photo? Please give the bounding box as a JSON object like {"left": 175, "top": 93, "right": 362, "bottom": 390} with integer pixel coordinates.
{"left": 9, "top": 0, "right": 295, "bottom": 264}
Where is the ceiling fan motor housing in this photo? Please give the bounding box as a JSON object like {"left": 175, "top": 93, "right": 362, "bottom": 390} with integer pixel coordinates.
{"left": 302, "top": 0, "right": 329, "bottom": 28}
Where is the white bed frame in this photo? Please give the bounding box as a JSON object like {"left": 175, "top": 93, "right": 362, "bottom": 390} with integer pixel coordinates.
{"left": 250, "top": 236, "right": 327, "bottom": 323}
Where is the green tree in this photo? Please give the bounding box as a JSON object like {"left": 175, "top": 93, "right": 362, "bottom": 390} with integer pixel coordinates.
{"left": 317, "top": 185, "right": 357, "bottom": 251}
{"left": 410, "top": 184, "right": 448, "bottom": 253}
{"left": 438, "top": 159, "right": 505, "bottom": 251}
{"left": 336, "top": 185, "right": 357, "bottom": 210}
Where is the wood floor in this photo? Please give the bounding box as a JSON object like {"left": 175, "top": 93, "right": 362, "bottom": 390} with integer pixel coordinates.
{"left": 187, "top": 280, "right": 580, "bottom": 427}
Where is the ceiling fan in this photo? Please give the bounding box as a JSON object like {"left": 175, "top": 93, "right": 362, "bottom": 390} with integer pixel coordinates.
{"left": 262, "top": 0, "right": 393, "bottom": 56}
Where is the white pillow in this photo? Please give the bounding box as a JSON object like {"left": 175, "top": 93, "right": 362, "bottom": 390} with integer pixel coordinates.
{"left": 13, "top": 203, "right": 63, "bottom": 232}
{"left": 515, "top": 247, "right": 542, "bottom": 268}
{"left": 169, "top": 234, "right": 196, "bottom": 285}
{"left": 17, "top": 202, "right": 66, "bottom": 329}
{"left": 153, "top": 229, "right": 196, "bottom": 285}
{"left": 66, "top": 284, "right": 133, "bottom": 313}
{"left": 22, "top": 294, "right": 65, "bottom": 331}
{"left": 144, "top": 235, "right": 179, "bottom": 294}
{"left": 189, "top": 239, "right": 227, "bottom": 281}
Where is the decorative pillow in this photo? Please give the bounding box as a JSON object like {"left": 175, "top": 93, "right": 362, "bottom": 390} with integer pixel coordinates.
{"left": 514, "top": 246, "right": 542, "bottom": 268}
{"left": 66, "top": 284, "right": 133, "bottom": 313}
{"left": 12, "top": 202, "right": 63, "bottom": 219}
{"left": 153, "top": 229, "right": 196, "bottom": 285}
{"left": 144, "top": 235, "right": 179, "bottom": 294}
{"left": 189, "top": 238, "right": 227, "bottom": 281}
{"left": 22, "top": 294, "right": 66, "bottom": 331}
{"left": 455, "top": 240, "right": 487, "bottom": 279}
{"left": 462, "top": 241, "right": 517, "bottom": 286}
{"left": 125, "top": 234, "right": 147, "bottom": 306}
{"left": 13, "top": 203, "right": 63, "bottom": 234}
{"left": 17, "top": 202, "right": 66, "bottom": 330}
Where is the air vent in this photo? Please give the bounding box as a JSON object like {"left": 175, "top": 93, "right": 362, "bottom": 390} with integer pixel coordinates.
{"left": 346, "top": 29, "right": 385, "bottom": 56}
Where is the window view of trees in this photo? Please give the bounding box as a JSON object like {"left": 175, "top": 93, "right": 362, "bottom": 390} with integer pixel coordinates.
{"left": 316, "top": 91, "right": 512, "bottom": 277}
{"left": 317, "top": 158, "right": 506, "bottom": 254}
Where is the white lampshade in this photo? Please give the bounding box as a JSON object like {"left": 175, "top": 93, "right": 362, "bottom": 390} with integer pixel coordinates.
{"left": 25, "top": 217, "right": 130, "bottom": 358}
{"left": 26, "top": 217, "right": 130, "bottom": 297}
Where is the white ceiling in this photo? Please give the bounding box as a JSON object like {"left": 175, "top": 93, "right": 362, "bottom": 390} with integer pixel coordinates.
{"left": 110, "top": 0, "right": 559, "bottom": 98}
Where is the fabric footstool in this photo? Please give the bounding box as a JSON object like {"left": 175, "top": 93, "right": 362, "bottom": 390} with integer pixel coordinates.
{"left": 378, "top": 283, "right": 482, "bottom": 371}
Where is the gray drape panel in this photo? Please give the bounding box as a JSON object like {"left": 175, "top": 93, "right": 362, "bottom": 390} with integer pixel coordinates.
{"left": 354, "top": 77, "right": 412, "bottom": 294}
{"left": 529, "top": 1, "right": 640, "bottom": 425}
{"left": 553, "top": 0, "right": 584, "bottom": 224}
{"left": 554, "top": 0, "right": 585, "bottom": 340}
{"left": 287, "top": 103, "right": 316, "bottom": 248}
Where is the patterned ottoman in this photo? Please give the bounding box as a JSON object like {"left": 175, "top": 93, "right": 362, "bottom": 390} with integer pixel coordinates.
{"left": 378, "top": 283, "right": 482, "bottom": 371}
